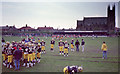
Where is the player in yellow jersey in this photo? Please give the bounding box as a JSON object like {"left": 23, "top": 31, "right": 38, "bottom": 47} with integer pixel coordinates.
{"left": 58, "top": 40, "right": 64, "bottom": 55}
{"left": 6, "top": 44, "right": 13, "bottom": 68}
{"left": 71, "top": 39, "right": 74, "bottom": 51}
{"left": 2, "top": 44, "right": 7, "bottom": 66}
{"left": 50, "top": 38, "right": 55, "bottom": 52}
{"left": 64, "top": 41, "right": 69, "bottom": 57}
{"left": 101, "top": 41, "right": 107, "bottom": 59}
{"left": 22, "top": 43, "right": 28, "bottom": 67}
{"left": 40, "top": 40, "right": 46, "bottom": 54}
{"left": 27, "top": 44, "right": 33, "bottom": 68}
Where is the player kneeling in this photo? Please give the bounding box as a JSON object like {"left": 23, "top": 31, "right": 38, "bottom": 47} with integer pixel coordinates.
{"left": 36, "top": 43, "right": 41, "bottom": 63}
{"left": 63, "top": 65, "right": 83, "bottom": 74}
{"left": 64, "top": 41, "right": 69, "bottom": 57}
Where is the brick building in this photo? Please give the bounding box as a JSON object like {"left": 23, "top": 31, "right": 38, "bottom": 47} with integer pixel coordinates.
{"left": 76, "top": 5, "right": 115, "bottom": 33}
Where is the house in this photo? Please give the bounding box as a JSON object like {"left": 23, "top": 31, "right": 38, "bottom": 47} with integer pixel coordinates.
{"left": 18, "top": 24, "right": 35, "bottom": 32}
{"left": 37, "top": 25, "right": 54, "bottom": 32}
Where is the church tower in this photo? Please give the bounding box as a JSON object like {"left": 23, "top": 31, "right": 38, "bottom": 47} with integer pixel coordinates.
{"left": 107, "top": 4, "right": 115, "bottom": 32}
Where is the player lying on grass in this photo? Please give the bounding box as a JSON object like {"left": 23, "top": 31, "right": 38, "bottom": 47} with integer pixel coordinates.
{"left": 2, "top": 39, "right": 42, "bottom": 70}
{"left": 63, "top": 65, "right": 83, "bottom": 74}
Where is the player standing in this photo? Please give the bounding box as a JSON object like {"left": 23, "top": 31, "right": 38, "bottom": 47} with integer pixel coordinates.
{"left": 75, "top": 40, "right": 80, "bottom": 52}
{"left": 64, "top": 41, "right": 69, "bottom": 56}
{"left": 38, "top": 38, "right": 40, "bottom": 43}
{"left": 31, "top": 44, "right": 36, "bottom": 66}
{"left": 27, "top": 43, "right": 33, "bottom": 68}
{"left": 50, "top": 38, "right": 55, "bottom": 52}
{"left": 2, "top": 44, "right": 7, "bottom": 66}
{"left": 81, "top": 39, "right": 85, "bottom": 52}
{"left": 22, "top": 43, "right": 28, "bottom": 67}
{"left": 2, "top": 38, "right": 5, "bottom": 47}
{"left": 58, "top": 40, "right": 64, "bottom": 55}
{"left": 6, "top": 44, "right": 13, "bottom": 68}
{"left": 71, "top": 39, "right": 74, "bottom": 51}
{"left": 101, "top": 41, "right": 107, "bottom": 59}
{"left": 92, "top": 34, "right": 94, "bottom": 40}
{"left": 36, "top": 43, "right": 41, "bottom": 63}
{"left": 40, "top": 40, "right": 46, "bottom": 54}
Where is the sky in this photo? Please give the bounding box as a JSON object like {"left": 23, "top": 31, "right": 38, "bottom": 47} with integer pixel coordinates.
{"left": 1, "top": 1, "right": 119, "bottom": 29}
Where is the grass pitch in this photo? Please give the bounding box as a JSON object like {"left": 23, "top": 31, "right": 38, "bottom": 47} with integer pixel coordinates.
{"left": 1, "top": 36, "right": 119, "bottom": 72}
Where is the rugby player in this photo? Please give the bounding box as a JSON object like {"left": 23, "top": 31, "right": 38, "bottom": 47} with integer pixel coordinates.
{"left": 50, "top": 38, "right": 55, "bottom": 52}
{"left": 64, "top": 41, "right": 69, "bottom": 56}
{"left": 71, "top": 39, "right": 74, "bottom": 52}
{"left": 58, "top": 40, "right": 64, "bottom": 55}
{"left": 40, "top": 40, "right": 46, "bottom": 54}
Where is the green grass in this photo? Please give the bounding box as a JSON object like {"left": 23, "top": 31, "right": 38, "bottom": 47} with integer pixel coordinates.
{"left": 1, "top": 36, "right": 119, "bottom": 72}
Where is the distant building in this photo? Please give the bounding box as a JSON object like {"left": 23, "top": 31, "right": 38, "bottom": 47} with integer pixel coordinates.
{"left": 0, "top": 25, "right": 17, "bottom": 32}
{"left": 0, "top": 25, "right": 9, "bottom": 32}
{"left": 76, "top": 5, "right": 115, "bottom": 32}
{"left": 18, "top": 24, "right": 35, "bottom": 32}
{"left": 0, "top": 25, "right": 18, "bottom": 35}
{"left": 37, "top": 25, "right": 54, "bottom": 32}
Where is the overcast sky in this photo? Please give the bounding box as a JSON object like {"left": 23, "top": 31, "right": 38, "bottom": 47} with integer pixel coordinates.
{"left": 2, "top": 2, "right": 119, "bottom": 29}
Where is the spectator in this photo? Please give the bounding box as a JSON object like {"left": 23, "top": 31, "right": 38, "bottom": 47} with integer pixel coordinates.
{"left": 75, "top": 40, "right": 80, "bottom": 52}
{"left": 13, "top": 46, "right": 22, "bottom": 70}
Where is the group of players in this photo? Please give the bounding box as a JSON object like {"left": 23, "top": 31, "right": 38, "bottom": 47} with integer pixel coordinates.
{"left": 2, "top": 38, "right": 47, "bottom": 69}
{"left": 57, "top": 39, "right": 75, "bottom": 56}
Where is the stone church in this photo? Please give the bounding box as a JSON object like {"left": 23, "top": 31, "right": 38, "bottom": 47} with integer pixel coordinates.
{"left": 76, "top": 4, "right": 115, "bottom": 32}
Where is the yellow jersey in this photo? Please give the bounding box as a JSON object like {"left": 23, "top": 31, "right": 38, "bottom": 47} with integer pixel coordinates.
{"left": 63, "top": 67, "right": 68, "bottom": 73}
{"left": 101, "top": 43, "right": 107, "bottom": 51}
